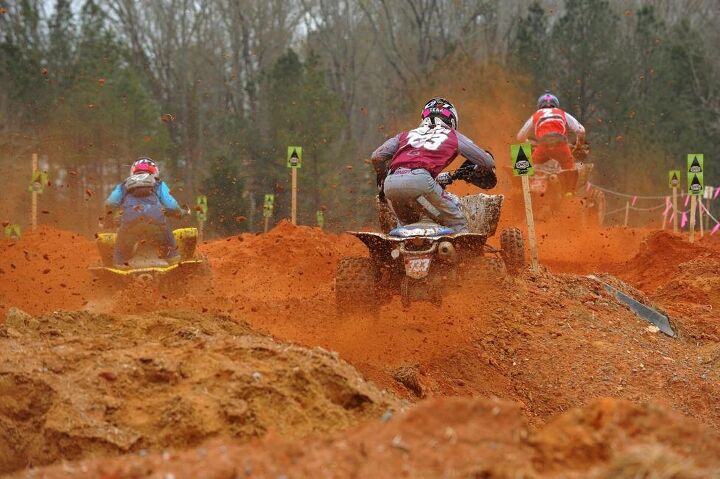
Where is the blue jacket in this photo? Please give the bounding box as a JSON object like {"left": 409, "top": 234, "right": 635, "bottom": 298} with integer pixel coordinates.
{"left": 106, "top": 180, "right": 182, "bottom": 224}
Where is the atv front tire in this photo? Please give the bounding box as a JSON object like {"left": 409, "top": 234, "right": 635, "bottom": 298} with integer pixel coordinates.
{"left": 500, "top": 227, "right": 525, "bottom": 275}
{"left": 336, "top": 257, "right": 379, "bottom": 317}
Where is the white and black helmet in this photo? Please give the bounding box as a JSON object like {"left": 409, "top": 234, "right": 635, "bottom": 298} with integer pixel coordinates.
{"left": 421, "top": 97, "right": 459, "bottom": 129}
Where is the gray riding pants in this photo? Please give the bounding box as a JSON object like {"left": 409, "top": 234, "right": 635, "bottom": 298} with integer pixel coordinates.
{"left": 383, "top": 168, "right": 468, "bottom": 233}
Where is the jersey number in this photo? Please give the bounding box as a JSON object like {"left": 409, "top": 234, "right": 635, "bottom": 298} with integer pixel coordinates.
{"left": 407, "top": 130, "right": 449, "bottom": 151}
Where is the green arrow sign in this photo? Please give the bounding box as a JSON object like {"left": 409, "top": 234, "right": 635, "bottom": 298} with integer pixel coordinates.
{"left": 688, "top": 172, "right": 704, "bottom": 196}
{"left": 687, "top": 154, "right": 703, "bottom": 174}
{"left": 28, "top": 170, "right": 48, "bottom": 193}
{"left": 196, "top": 195, "right": 208, "bottom": 221}
{"left": 3, "top": 224, "right": 21, "bottom": 239}
{"left": 263, "top": 194, "right": 275, "bottom": 218}
{"left": 287, "top": 146, "right": 303, "bottom": 168}
{"left": 511, "top": 143, "right": 534, "bottom": 176}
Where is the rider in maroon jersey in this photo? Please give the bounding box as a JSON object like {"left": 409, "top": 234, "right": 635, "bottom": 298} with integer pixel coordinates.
{"left": 371, "top": 98, "right": 496, "bottom": 233}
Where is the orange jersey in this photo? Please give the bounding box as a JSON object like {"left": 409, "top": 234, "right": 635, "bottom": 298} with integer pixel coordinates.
{"left": 517, "top": 108, "right": 584, "bottom": 143}
{"left": 532, "top": 107, "right": 569, "bottom": 138}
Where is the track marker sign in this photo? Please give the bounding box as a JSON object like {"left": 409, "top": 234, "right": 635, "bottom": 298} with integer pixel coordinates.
{"left": 668, "top": 170, "right": 681, "bottom": 233}
{"left": 263, "top": 194, "right": 275, "bottom": 218}
{"left": 688, "top": 179, "right": 704, "bottom": 197}
{"left": 511, "top": 143, "right": 534, "bottom": 176}
{"left": 687, "top": 154, "right": 704, "bottom": 196}
{"left": 687, "top": 154, "right": 704, "bottom": 243}
{"left": 510, "top": 143, "right": 538, "bottom": 272}
{"left": 3, "top": 224, "right": 21, "bottom": 240}
{"left": 316, "top": 210, "right": 325, "bottom": 228}
{"left": 668, "top": 170, "right": 681, "bottom": 189}
{"left": 196, "top": 195, "right": 208, "bottom": 221}
{"left": 28, "top": 170, "right": 48, "bottom": 193}
{"left": 288, "top": 146, "right": 302, "bottom": 225}
{"left": 287, "top": 146, "right": 303, "bottom": 168}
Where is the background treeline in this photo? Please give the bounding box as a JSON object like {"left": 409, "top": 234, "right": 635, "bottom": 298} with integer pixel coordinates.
{"left": 1, "top": 0, "right": 719, "bottom": 235}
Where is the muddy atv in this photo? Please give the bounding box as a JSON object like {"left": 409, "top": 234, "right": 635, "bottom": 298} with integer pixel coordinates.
{"left": 524, "top": 160, "right": 606, "bottom": 225}
{"left": 336, "top": 192, "right": 525, "bottom": 315}
{"left": 90, "top": 227, "right": 209, "bottom": 291}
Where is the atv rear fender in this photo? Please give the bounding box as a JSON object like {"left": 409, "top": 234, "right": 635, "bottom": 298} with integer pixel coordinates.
{"left": 96, "top": 228, "right": 199, "bottom": 267}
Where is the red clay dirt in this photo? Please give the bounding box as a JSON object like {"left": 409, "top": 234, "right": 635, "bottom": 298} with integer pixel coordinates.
{"left": 0, "top": 226, "right": 98, "bottom": 318}
{"left": 9, "top": 397, "right": 720, "bottom": 478}
{"left": 0, "top": 309, "right": 399, "bottom": 474}
{"left": 609, "top": 230, "right": 720, "bottom": 340}
{"left": 1, "top": 221, "right": 719, "bottom": 477}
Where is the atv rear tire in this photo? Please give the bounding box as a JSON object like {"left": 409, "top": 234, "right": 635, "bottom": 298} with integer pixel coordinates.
{"left": 336, "top": 257, "right": 379, "bottom": 317}
{"left": 500, "top": 227, "right": 525, "bottom": 275}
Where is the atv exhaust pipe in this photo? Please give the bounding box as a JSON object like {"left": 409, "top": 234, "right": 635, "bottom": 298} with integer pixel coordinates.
{"left": 437, "top": 241, "right": 456, "bottom": 262}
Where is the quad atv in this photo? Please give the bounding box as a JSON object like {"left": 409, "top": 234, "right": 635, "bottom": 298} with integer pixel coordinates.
{"left": 526, "top": 160, "right": 606, "bottom": 225}
{"left": 508, "top": 144, "right": 605, "bottom": 225}
{"left": 90, "top": 226, "right": 209, "bottom": 291}
{"left": 336, "top": 165, "right": 525, "bottom": 315}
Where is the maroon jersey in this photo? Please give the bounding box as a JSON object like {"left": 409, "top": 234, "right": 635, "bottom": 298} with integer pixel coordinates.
{"left": 390, "top": 124, "right": 459, "bottom": 177}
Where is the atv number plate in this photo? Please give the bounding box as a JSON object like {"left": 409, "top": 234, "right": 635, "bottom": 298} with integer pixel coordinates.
{"left": 529, "top": 178, "right": 547, "bottom": 193}
{"left": 404, "top": 256, "right": 432, "bottom": 279}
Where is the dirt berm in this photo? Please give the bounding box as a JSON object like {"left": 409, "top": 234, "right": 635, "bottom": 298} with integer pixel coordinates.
{"left": 0, "top": 309, "right": 400, "bottom": 474}
{"left": 9, "top": 396, "right": 720, "bottom": 478}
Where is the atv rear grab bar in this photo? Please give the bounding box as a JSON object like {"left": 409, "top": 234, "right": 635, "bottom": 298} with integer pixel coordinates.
{"left": 398, "top": 242, "right": 438, "bottom": 256}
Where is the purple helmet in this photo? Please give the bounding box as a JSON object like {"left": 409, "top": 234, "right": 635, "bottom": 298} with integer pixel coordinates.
{"left": 537, "top": 92, "right": 560, "bottom": 109}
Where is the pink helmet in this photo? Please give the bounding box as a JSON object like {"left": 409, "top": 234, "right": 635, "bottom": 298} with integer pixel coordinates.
{"left": 130, "top": 157, "right": 159, "bottom": 177}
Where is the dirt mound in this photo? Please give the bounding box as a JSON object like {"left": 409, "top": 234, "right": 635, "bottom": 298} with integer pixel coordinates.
{"left": 3, "top": 221, "right": 720, "bottom": 477}
{"left": 13, "top": 397, "right": 720, "bottom": 478}
{"left": 78, "top": 224, "right": 720, "bottom": 434}
{"left": 0, "top": 226, "right": 98, "bottom": 318}
{"left": 382, "top": 271, "right": 720, "bottom": 431}
{"left": 200, "top": 220, "right": 365, "bottom": 302}
{"left": 610, "top": 231, "right": 711, "bottom": 292}
{"left": 0, "top": 309, "right": 400, "bottom": 474}
{"left": 610, "top": 231, "right": 720, "bottom": 339}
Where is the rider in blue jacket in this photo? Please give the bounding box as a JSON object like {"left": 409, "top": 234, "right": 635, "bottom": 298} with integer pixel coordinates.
{"left": 105, "top": 157, "right": 184, "bottom": 267}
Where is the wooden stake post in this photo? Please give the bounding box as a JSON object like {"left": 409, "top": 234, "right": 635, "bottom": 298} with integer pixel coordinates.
{"left": 511, "top": 143, "right": 539, "bottom": 272}
{"left": 687, "top": 154, "right": 704, "bottom": 244}
{"left": 689, "top": 196, "right": 697, "bottom": 243}
{"left": 287, "top": 146, "right": 302, "bottom": 225}
{"left": 623, "top": 201, "right": 630, "bottom": 227}
{"left": 672, "top": 188, "right": 678, "bottom": 232}
{"left": 703, "top": 187, "right": 714, "bottom": 233}
{"left": 669, "top": 170, "right": 680, "bottom": 233}
{"left": 28, "top": 153, "right": 49, "bottom": 231}
{"left": 31, "top": 153, "right": 39, "bottom": 230}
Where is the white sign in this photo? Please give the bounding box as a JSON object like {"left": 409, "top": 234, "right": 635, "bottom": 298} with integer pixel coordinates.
{"left": 704, "top": 186, "right": 715, "bottom": 200}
